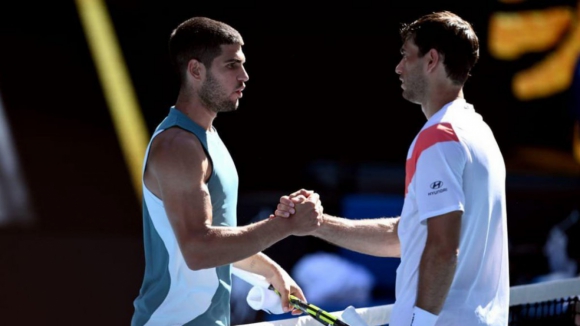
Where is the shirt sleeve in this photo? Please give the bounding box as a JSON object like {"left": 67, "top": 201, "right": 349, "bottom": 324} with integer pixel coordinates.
{"left": 413, "top": 125, "right": 466, "bottom": 223}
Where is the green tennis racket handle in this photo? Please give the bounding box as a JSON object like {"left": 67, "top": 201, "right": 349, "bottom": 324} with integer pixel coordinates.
{"left": 289, "top": 295, "right": 351, "bottom": 326}
{"left": 269, "top": 286, "right": 351, "bottom": 326}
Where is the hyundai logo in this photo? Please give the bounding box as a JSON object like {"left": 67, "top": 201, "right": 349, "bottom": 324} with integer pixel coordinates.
{"left": 430, "top": 181, "right": 443, "bottom": 189}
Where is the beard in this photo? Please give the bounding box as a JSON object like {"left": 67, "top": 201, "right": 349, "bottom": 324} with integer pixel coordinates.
{"left": 401, "top": 66, "right": 427, "bottom": 104}
{"left": 198, "top": 71, "right": 238, "bottom": 113}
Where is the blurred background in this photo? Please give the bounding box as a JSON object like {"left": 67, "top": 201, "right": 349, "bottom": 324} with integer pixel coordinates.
{"left": 0, "top": 0, "right": 579, "bottom": 325}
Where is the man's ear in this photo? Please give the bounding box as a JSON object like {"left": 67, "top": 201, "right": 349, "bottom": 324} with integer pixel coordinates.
{"left": 186, "top": 59, "right": 204, "bottom": 80}
{"left": 426, "top": 49, "right": 441, "bottom": 72}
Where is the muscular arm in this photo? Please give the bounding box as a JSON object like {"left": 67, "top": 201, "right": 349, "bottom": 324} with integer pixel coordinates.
{"left": 313, "top": 214, "right": 401, "bottom": 257}
{"left": 145, "top": 128, "right": 319, "bottom": 270}
{"left": 415, "top": 210, "right": 462, "bottom": 315}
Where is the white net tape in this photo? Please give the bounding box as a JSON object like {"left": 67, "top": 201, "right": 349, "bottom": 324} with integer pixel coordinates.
{"left": 509, "top": 276, "right": 580, "bottom": 306}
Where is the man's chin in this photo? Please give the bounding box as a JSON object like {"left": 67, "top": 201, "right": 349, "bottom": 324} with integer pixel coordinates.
{"left": 219, "top": 105, "right": 238, "bottom": 113}
{"left": 211, "top": 101, "right": 239, "bottom": 113}
{"left": 402, "top": 92, "right": 418, "bottom": 104}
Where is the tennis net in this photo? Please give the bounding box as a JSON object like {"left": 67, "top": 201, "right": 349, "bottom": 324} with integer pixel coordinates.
{"left": 237, "top": 277, "right": 580, "bottom": 326}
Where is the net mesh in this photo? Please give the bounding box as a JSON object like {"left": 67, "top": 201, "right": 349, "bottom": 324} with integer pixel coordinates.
{"left": 236, "top": 277, "right": 580, "bottom": 326}
{"left": 509, "top": 277, "right": 580, "bottom": 326}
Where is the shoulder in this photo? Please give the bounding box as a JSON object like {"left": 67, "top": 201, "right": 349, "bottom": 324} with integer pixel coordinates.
{"left": 149, "top": 127, "right": 207, "bottom": 166}
{"left": 420, "top": 122, "right": 459, "bottom": 141}
{"left": 154, "top": 127, "right": 202, "bottom": 151}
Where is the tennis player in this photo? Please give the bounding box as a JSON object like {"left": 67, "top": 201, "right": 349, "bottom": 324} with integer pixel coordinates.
{"left": 130, "top": 17, "right": 323, "bottom": 326}
{"left": 275, "top": 11, "right": 510, "bottom": 326}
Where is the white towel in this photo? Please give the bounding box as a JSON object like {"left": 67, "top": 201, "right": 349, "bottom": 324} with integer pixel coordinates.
{"left": 232, "top": 267, "right": 286, "bottom": 315}
{"left": 246, "top": 285, "right": 285, "bottom": 314}
{"left": 341, "top": 305, "right": 370, "bottom": 326}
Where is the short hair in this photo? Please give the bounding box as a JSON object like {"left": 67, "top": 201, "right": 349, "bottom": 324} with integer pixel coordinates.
{"left": 399, "top": 11, "right": 479, "bottom": 85}
{"left": 168, "top": 17, "right": 244, "bottom": 81}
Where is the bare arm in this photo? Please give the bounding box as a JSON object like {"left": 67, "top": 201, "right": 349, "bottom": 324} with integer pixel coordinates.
{"left": 314, "top": 213, "right": 401, "bottom": 257}
{"left": 234, "top": 253, "right": 305, "bottom": 315}
{"left": 415, "top": 210, "right": 462, "bottom": 315}
{"left": 145, "top": 128, "right": 322, "bottom": 270}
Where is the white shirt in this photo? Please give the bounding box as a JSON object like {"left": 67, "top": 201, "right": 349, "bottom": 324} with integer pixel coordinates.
{"left": 390, "top": 99, "right": 510, "bottom": 326}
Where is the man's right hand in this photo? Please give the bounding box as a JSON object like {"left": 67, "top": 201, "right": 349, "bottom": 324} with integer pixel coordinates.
{"left": 271, "top": 189, "right": 323, "bottom": 236}
{"left": 271, "top": 189, "right": 316, "bottom": 218}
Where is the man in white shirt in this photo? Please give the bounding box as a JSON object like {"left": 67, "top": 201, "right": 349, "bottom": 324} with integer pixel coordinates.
{"left": 274, "top": 11, "right": 510, "bottom": 326}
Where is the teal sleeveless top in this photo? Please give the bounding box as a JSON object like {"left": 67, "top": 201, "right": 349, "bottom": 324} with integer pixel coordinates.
{"left": 132, "top": 107, "right": 238, "bottom": 326}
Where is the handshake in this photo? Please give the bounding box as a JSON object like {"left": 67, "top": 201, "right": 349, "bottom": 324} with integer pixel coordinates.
{"left": 268, "top": 189, "right": 325, "bottom": 237}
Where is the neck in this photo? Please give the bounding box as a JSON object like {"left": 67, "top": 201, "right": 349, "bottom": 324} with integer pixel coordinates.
{"left": 421, "top": 87, "right": 464, "bottom": 120}
{"left": 175, "top": 91, "right": 216, "bottom": 131}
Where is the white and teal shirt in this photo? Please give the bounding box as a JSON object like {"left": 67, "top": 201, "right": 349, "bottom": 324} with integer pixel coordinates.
{"left": 132, "top": 107, "right": 238, "bottom": 326}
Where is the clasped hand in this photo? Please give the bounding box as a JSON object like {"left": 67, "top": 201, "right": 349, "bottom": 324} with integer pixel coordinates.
{"left": 269, "top": 189, "right": 324, "bottom": 236}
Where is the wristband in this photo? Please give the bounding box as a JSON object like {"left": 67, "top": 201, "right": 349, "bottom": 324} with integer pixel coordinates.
{"left": 411, "top": 306, "right": 438, "bottom": 326}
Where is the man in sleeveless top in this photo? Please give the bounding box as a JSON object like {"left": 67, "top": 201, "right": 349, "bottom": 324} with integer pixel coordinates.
{"left": 274, "top": 11, "right": 510, "bottom": 326}
{"left": 131, "top": 17, "right": 324, "bottom": 326}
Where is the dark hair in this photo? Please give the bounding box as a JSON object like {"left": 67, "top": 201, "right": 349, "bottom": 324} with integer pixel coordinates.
{"left": 168, "top": 17, "right": 244, "bottom": 81}
{"left": 400, "top": 11, "right": 479, "bottom": 85}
